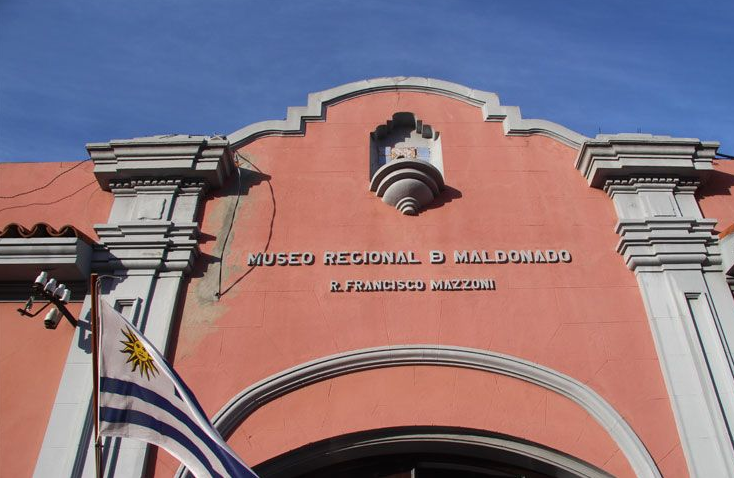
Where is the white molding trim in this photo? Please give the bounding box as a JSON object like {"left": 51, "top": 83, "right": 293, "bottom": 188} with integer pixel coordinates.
{"left": 0, "top": 237, "right": 92, "bottom": 282}
{"left": 227, "top": 77, "right": 589, "bottom": 148}
{"left": 575, "top": 134, "right": 718, "bottom": 188}
{"left": 87, "top": 135, "right": 233, "bottom": 191}
{"left": 175, "top": 345, "right": 662, "bottom": 478}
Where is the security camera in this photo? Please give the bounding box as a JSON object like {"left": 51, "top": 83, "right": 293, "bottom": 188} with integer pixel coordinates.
{"left": 23, "top": 296, "right": 34, "bottom": 312}
{"left": 34, "top": 271, "right": 48, "bottom": 287}
{"left": 44, "top": 308, "right": 62, "bottom": 330}
{"left": 43, "top": 278, "right": 58, "bottom": 294}
{"left": 54, "top": 284, "right": 67, "bottom": 298}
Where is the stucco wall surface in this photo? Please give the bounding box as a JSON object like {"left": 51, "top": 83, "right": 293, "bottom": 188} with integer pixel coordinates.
{"left": 240, "top": 366, "right": 639, "bottom": 476}
{"left": 155, "top": 92, "right": 687, "bottom": 477}
{"left": 0, "top": 161, "right": 102, "bottom": 477}
{"left": 0, "top": 301, "right": 79, "bottom": 478}
{"left": 0, "top": 160, "right": 109, "bottom": 239}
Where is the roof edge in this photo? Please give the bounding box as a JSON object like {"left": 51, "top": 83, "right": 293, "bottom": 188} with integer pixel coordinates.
{"left": 227, "top": 77, "right": 590, "bottom": 149}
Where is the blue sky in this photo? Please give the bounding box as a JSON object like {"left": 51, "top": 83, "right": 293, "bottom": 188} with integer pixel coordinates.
{"left": 1, "top": 0, "right": 733, "bottom": 162}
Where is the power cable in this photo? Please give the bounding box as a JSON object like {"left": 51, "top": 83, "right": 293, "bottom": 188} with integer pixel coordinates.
{"left": 0, "top": 180, "right": 98, "bottom": 214}
{"left": 0, "top": 158, "right": 91, "bottom": 199}
{"left": 216, "top": 152, "right": 276, "bottom": 299}
{"left": 215, "top": 159, "right": 242, "bottom": 299}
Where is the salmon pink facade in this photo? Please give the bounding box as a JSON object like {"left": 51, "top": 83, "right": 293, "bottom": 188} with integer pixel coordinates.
{"left": 2, "top": 78, "right": 734, "bottom": 478}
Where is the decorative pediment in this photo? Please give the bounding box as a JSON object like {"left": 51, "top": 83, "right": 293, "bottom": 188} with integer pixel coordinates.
{"left": 227, "top": 77, "right": 588, "bottom": 148}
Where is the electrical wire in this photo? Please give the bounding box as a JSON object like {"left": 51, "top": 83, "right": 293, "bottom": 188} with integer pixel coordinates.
{"left": 716, "top": 152, "right": 734, "bottom": 160}
{"left": 0, "top": 180, "right": 98, "bottom": 214}
{"left": 0, "top": 158, "right": 91, "bottom": 199}
{"left": 216, "top": 152, "right": 276, "bottom": 299}
{"left": 215, "top": 160, "right": 242, "bottom": 299}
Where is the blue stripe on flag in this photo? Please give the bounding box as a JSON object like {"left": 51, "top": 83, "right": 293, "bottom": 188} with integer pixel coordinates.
{"left": 99, "top": 406, "right": 223, "bottom": 478}
{"left": 100, "top": 377, "right": 251, "bottom": 476}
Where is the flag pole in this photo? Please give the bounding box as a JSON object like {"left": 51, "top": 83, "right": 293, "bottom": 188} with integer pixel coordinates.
{"left": 90, "top": 272, "right": 103, "bottom": 478}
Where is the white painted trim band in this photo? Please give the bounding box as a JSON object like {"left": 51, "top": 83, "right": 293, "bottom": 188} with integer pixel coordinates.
{"left": 175, "top": 345, "right": 662, "bottom": 478}
{"left": 227, "top": 77, "right": 589, "bottom": 148}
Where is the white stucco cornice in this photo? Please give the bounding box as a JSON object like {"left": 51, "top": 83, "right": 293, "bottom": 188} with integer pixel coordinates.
{"left": 227, "top": 77, "right": 590, "bottom": 148}
{"left": 87, "top": 134, "right": 233, "bottom": 191}
{"left": 575, "top": 133, "right": 719, "bottom": 188}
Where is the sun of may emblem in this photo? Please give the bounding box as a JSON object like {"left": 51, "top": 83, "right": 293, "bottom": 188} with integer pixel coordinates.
{"left": 120, "top": 327, "right": 159, "bottom": 380}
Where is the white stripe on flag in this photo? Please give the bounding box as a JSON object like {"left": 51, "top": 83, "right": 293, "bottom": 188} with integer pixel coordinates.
{"left": 100, "top": 387, "right": 229, "bottom": 476}
{"left": 97, "top": 299, "right": 258, "bottom": 478}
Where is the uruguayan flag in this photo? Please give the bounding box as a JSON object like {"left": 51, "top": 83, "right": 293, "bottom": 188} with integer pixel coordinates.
{"left": 97, "top": 300, "right": 258, "bottom": 478}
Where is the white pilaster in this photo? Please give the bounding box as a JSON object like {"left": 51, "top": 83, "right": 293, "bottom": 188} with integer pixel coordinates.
{"left": 34, "top": 136, "right": 235, "bottom": 478}
{"left": 576, "top": 134, "right": 734, "bottom": 477}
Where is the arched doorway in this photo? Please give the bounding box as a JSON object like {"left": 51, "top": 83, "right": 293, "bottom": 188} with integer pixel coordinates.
{"left": 176, "top": 346, "right": 662, "bottom": 477}
{"left": 253, "top": 427, "right": 612, "bottom": 478}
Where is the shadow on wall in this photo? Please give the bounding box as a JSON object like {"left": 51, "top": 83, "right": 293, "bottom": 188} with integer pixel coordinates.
{"left": 191, "top": 165, "right": 273, "bottom": 282}
{"left": 697, "top": 169, "right": 734, "bottom": 234}
{"left": 198, "top": 156, "right": 276, "bottom": 301}
{"left": 423, "top": 185, "right": 462, "bottom": 211}
{"left": 697, "top": 169, "right": 734, "bottom": 199}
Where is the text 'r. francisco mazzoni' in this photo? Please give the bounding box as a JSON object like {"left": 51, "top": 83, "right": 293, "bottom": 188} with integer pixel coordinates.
{"left": 329, "top": 278, "right": 497, "bottom": 292}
